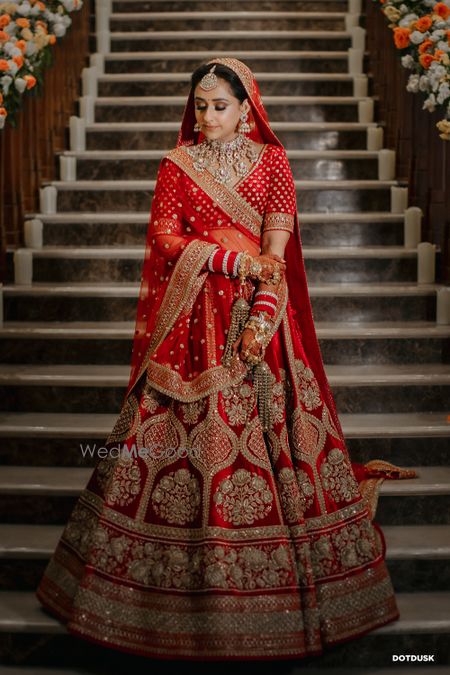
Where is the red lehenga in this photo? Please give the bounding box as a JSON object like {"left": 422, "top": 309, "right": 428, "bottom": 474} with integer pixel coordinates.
{"left": 36, "top": 57, "right": 416, "bottom": 660}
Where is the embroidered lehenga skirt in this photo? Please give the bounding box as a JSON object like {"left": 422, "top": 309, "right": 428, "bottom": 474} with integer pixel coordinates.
{"left": 35, "top": 265, "right": 400, "bottom": 660}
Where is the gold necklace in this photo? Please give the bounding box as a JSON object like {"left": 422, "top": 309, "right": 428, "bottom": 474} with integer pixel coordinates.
{"left": 187, "top": 134, "right": 259, "bottom": 185}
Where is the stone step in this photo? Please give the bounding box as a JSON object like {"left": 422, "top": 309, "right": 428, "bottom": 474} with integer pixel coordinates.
{"left": 84, "top": 124, "right": 375, "bottom": 151}
{"left": 0, "top": 411, "right": 447, "bottom": 468}
{"left": 97, "top": 71, "right": 360, "bottom": 97}
{"left": 66, "top": 148, "right": 381, "bottom": 181}
{"left": 0, "top": 523, "right": 448, "bottom": 593}
{"left": 0, "top": 591, "right": 448, "bottom": 668}
{"left": 105, "top": 30, "right": 352, "bottom": 54}
{"left": 0, "top": 363, "right": 447, "bottom": 415}
{"left": 107, "top": 11, "right": 348, "bottom": 32}
{"left": 27, "top": 209, "right": 406, "bottom": 248}
{"left": 2, "top": 319, "right": 447, "bottom": 366}
{"left": 0, "top": 672, "right": 450, "bottom": 675}
{"left": 42, "top": 176, "right": 396, "bottom": 212}
{"left": 113, "top": 0, "right": 351, "bottom": 10}
{"left": 5, "top": 245, "right": 418, "bottom": 285}
{"left": 3, "top": 282, "right": 438, "bottom": 323}
{"left": 104, "top": 49, "right": 353, "bottom": 74}
{"left": 93, "top": 95, "right": 374, "bottom": 124}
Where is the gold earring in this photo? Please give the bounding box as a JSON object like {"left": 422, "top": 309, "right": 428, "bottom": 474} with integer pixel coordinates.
{"left": 238, "top": 109, "right": 251, "bottom": 134}
{"left": 194, "top": 122, "right": 201, "bottom": 132}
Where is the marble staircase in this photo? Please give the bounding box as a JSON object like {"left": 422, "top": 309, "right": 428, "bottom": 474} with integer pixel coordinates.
{"left": 0, "top": 0, "right": 449, "bottom": 671}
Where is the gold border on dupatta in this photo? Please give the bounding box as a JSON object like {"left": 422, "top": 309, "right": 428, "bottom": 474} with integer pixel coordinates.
{"left": 127, "top": 239, "right": 217, "bottom": 400}
{"left": 167, "top": 146, "right": 264, "bottom": 240}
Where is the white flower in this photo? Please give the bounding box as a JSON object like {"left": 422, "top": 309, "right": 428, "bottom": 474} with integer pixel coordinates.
{"left": 401, "top": 54, "right": 415, "bottom": 68}
{"left": 419, "top": 74, "right": 432, "bottom": 91}
{"left": 407, "top": 73, "right": 420, "bottom": 92}
{"left": 423, "top": 93, "right": 437, "bottom": 111}
{"left": 437, "top": 82, "right": 450, "bottom": 104}
{"left": 30, "top": 3, "right": 41, "bottom": 14}
{"left": 53, "top": 23, "right": 66, "bottom": 37}
{"left": 10, "top": 46, "right": 23, "bottom": 57}
{"left": 7, "top": 60, "right": 19, "bottom": 76}
{"left": 437, "top": 40, "right": 450, "bottom": 52}
{"left": 2, "top": 41, "right": 16, "bottom": 55}
{"left": 14, "top": 77, "right": 27, "bottom": 93}
{"left": 25, "top": 41, "right": 38, "bottom": 57}
{"left": 399, "top": 12, "right": 419, "bottom": 26}
{"left": 430, "top": 28, "right": 445, "bottom": 41}
{"left": 0, "top": 116, "right": 6, "bottom": 129}
{"left": 17, "top": 0, "right": 31, "bottom": 16}
{"left": 0, "top": 75, "right": 13, "bottom": 95}
{"left": 410, "top": 30, "right": 427, "bottom": 44}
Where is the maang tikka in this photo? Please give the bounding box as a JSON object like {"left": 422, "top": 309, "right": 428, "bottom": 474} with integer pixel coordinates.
{"left": 199, "top": 64, "right": 218, "bottom": 91}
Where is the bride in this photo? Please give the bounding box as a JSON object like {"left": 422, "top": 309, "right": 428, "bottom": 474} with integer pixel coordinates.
{"left": 36, "top": 57, "right": 416, "bottom": 660}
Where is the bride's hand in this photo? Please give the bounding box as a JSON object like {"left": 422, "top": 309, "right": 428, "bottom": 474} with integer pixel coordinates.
{"left": 248, "top": 253, "right": 286, "bottom": 283}
{"left": 232, "top": 327, "right": 262, "bottom": 363}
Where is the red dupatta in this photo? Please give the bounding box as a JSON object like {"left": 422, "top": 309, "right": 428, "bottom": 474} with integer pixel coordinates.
{"left": 124, "top": 57, "right": 416, "bottom": 505}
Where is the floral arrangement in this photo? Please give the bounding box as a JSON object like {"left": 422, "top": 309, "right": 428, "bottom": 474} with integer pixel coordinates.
{"left": 0, "top": 0, "right": 83, "bottom": 129}
{"left": 376, "top": 0, "right": 450, "bottom": 140}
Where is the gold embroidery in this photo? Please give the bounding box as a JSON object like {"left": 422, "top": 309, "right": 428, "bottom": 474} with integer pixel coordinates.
{"left": 263, "top": 212, "right": 295, "bottom": 233}
{"left": 221, "top": 380, "right": 256, "bottom": 426}
{"left": 104, "top": 456, "right": 142, "bottom": 507}
{"left": 128, "top": 239, "right": 217, "bottom": 399}
{"left": 207, "top": 57, "right": 256, "bottom": 97}
{"left": 106, "top": 393, "right": 140, "bottom": 444}
{"left": 180, "top": 398, "right": 206, "bottom": 425}
{"left": 167, "top": 146, "right": 263, "bottom": 239}
{"left": 294, "top": 358, "right": 322, "bottom": 410}
{"left": 145, "top": 353, "right": 248, "bottom": 402}
{"left": 320, "top": 448, "right": 361, "bottom": 504}
{"left": 213, "top": 468, "right": 273, "bottom": 525}
{"left": 151, "top": 468, "right": 201, "bottom": 525}
{"left": 296, "top": 469, "right": 315, "bottom": 512}
{"left": 276, "top": 467, "right": 306, "bottom": 523}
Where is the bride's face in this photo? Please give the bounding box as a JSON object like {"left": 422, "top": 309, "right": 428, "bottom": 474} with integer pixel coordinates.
{"left": 193, "top": 77, "right": 250, "bottom": 143}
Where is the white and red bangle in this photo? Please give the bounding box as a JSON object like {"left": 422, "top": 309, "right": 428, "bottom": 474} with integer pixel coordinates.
{"left": 206, "top": 247, "right": 242, "bottom": 277}
{"left": 250, "top": 290, "right": 278, "bottom": 318}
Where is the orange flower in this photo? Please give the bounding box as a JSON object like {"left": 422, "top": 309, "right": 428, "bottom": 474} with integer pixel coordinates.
{"left": 15, "top": 39, "right": 26, "bottom": 52}
{"left": 414, "top": 15, "right": 433, "bottom": 32}
{"left": 36, "top": 20, "right": 48, "bottom": 33}
{"left": 0, "top": 59, "right": 9, "bottom": 71}
{"left": 393, "top": 27, "right": 411, "bottom": 49}
{"left": 37, "top": 0, "right": 46, "bottom": 8}
{"left": 419, "top": 38, "right": 433, "bottom": 53}
{"left": 0, "top": 30, "right": 9, "bottom": 41}
{"left": 48, "top": 34, "right": 56, "bottom": 44}
{"left": 419, "top": 53, "right": 435, "bottom": 68}
{"left": 433, "top": 2, "right": 450, "bottom": 19}
{"left": 434, "top": 49, "right": 445, "bottom": 60}
{"left": 13, "top": 54, "right": 24, "bottom": 68}
{"left": 16, "top": 18, "right": 30, "bottom": 29}
{"left": 0, "top": 107, "right": 7, "bottom": 117}
{"left": 0, "top": 14, "right": 11, "bottom": 28}
{"left": 24, "top": 75, "right": 36, "bottom": 89}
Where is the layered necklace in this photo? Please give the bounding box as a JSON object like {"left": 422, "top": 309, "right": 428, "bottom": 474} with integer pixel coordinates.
{"left": 186, "top": 134, "right": 259, "bottom": 186}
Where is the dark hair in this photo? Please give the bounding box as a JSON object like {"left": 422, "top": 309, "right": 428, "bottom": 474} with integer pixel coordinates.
{"left": 190, "top": 63, "right": 247, "bottom": 103}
